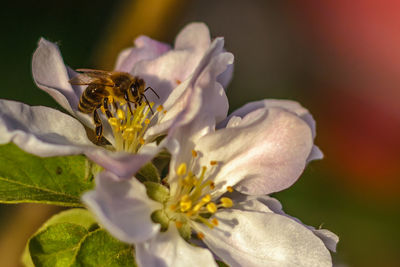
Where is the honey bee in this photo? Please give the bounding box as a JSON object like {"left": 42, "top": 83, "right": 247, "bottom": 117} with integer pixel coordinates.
{"left": 69, "top": 69, "right": 159, "bottom": 142}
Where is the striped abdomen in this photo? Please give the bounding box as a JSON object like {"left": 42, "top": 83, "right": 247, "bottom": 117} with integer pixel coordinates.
{"left": 78, "top": 84, "right": 109, "bottom": 113}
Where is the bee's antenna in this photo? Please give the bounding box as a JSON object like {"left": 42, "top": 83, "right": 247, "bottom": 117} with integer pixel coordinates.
{"left": 144, "top": 87, "right": 159, "bottom": 99}
{"left": 143, "top": 95, "right": 154, "bottom": 114}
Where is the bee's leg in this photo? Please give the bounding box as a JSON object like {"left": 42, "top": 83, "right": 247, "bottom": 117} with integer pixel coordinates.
{"left": 124, "top": 91, "right": 134, "bottom": 115}
{"left": 93, "top": 110, "right": 103, "bottom": 143}
{"left": 103, "top": 98, "right": 113, "bottom": 119}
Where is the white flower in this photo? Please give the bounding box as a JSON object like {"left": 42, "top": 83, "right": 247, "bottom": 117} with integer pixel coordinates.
{"left": 0, "top": 23, "right": 233, "bottom": 178}
{"left": 83, "top": 98, "right": 337, "bottom": 266}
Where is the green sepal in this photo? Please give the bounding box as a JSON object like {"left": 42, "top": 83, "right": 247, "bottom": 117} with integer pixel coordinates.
{"left": 135, "top": 162, "right": 160, "bottom": 183}
{"left": 0, "top": 143, "right": 93, "bottom": 206}
{"left": 151, "top": 209, "right": 169, "bottom": 232}
{"left": 144, "top": 181, "right": 169, "bottom": 203}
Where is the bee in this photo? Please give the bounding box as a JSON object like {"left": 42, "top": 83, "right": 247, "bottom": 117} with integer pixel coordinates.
{"left": 69, "top": 69, "right": 159, "bottom": 142}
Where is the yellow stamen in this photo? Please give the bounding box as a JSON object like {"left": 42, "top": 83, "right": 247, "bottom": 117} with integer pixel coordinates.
{"left": 191, "top": 150, "right": 198, "bottom": 157}
{"left": 180, "top": 195, "right": 192, "bottom": 212}
{"left": 206, "top": 202, "right": 217, "bottom": 213}
{"left": 210, "top": 160, "right": 218, "bottom": 166}
{"left": 100, "top": 106, "right": 106, "bottom": 114}
{"left": 175, "top": 221, "right": 183, "bottom": 229}
{"left": 220, "top": 197, "right": 233, "bottom": 208}
{"left": 144, "top": 118, "right": 150, "bottom": 124}
{"left": 209, "top": 182, "right": 215, "bottom": 190}
{"left": 211, "top": 218, "right": 219, "bottom": 226}
{"left": 177, "top": 163, "right": 187, "bottom": 176}
{"left": 226, "top": 186, "right": 234, "bottom": 193}
{"left": 117, "top": 109, "right": 125, "bottom": 120}
{"left": 197, "top": 232, "right": 205, "bottom": 240}
{"left": 139, "top": 138, "right": 145, "bottom": 145}
{"left": 157, "top": 105, "right": 163, "bottom": 112}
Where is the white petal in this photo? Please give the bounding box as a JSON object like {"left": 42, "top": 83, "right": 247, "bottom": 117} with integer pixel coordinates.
{"left": 220, "top": 99, "right": 323, "bottom": 162}
{"left": 196, "top": 209, "right": 332, "bottom": 267}
{"left": 82, "top": 172, "right": 161, "bottom": 244}
{"left": 115, "top": 35, "right": 171, "bottom": 73}
{"left": 136, "top": 226, "right": 217, "bottom": 267}
{"left": 196, "top": 107, "right": 313, "bottom": 195}
{"left": 32, "top": 38, "right": 81, "bottom": 114}
{"left": 85, "top": 142, "right": 160, "bottom": 179}
{"left": 0, "top": 100, "right": 93, "bottom": 157}
{"left": 253, "top": 195, "right": 339, "bottom": 252}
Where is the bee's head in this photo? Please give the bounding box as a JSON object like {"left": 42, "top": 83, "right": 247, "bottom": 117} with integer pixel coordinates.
{"left": 130, "top": 79, "right": 145, "bottom": 97}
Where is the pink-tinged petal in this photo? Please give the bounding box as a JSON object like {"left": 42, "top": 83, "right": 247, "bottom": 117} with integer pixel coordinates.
{"left": 175, "top": 22, "right": 211, "bottom": 52}
{"left": 82, "top": 172, "right": 161, "bottom": 244}
{"left": 131, "top": 23, "right": 216, "bottom": 105}
{"left": 145, "top": 38, "right": 232, "bottom": 140}
{"left": 217, "top": 62, "right": 234, "bottom": 89}
{"left": 115, "top": 35, "right": 171, "bottom": 73}
{"left": 136, "top": 226, "right": 217, "bottom": 267}
{"left": 85, "top": 142, "right": 160, "bottom": 179}
{"left": 32, "top": 38, "right": 82, "bottom": 114}
{"left": 220, "top": 99, "right": 323, "bottom": 162}
{"left": 196, "top": 209, "right": 332, "bottom": 267}
{"left": 196, "top": 107, "right": 313, "bottom": 195}
{"left": 0, "top": 100, "right": 93, "bottom": 157}
{"left": 251, "top": 195, "right": 339, "bottom": 252}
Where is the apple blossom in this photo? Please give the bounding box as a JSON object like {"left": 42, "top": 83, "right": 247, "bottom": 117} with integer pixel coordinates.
{"left": 83, "top": 99, "right": 337, "bottom": 266}
{"left": 0, "top": 22, "right": 233, "bottom": 179}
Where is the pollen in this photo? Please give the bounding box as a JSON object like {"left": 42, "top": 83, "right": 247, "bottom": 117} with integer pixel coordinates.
{"left": 144, "top": 118, "right": 150, "bottom": 124}
{"left": 226, "top": 186, "right": 234, "bottom": 193}
{"left": 157, "top": 105, "right": 164, "bottom": 112}
{"left": 191, "top": 150, "right": 198, "bottom": 157}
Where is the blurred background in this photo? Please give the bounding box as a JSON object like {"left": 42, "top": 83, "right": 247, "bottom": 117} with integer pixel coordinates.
{"left": 1, "top": 0, "right": 399, "bottom": 266}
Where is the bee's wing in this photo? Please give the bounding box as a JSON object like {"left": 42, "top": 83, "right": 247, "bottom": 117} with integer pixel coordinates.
{"left": 69, "top": 69, "right": 114, "bottom": 86}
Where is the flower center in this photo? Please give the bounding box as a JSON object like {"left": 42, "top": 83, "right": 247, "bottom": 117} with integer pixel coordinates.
{"left": 164, "top": 151, "right": 233, "bottom": 238}
{"left": 104, "top": 100, "right": 165, "bottom": 153}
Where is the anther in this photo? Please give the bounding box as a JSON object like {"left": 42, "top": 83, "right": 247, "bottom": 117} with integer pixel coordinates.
{"left": 220, "top": 197, "right": 233, "bottom": 208}
{"left": 191, "top": 150, "right": 198, "bottom": 157}
{"left": 211, "top": 218, "right": 219, "bottom": 226}
{"left": 175, "top": 221, "right": 183, "bottom": 229}
{"left": 117, "top": 109, "right": 125, "bottom": 120}
{"left": 157, "top": 105, "right": 163, "bottom": 112}
{"left": 226, "top": 186, "right": 234, "bottom": 193}
{"left": 197, "top": 232, "right": 205, "bottom": 240}
{"left": 210, "top": 160, "right": 218, "bottom": 166}
{"left": 144, "top": 118, "right": 150, "bottom": 124}
{"left": 139, "top": 138, "right": 145, "bottom": 145}
{"left": 206, "top": 202, "right": 217, "bottom": 213}
{"left": 177, "top": 163, "right": 187, "bottom": 176}
{"left": 209, "top": 182, "right": 215, "bottom": 190}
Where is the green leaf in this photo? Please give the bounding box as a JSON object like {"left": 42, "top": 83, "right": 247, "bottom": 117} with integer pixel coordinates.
{"left": 22, "top": 209, "right": 97, "bottom": 267}
{"left": 72, "top": 229, "right": 136, "bottom": 267}
{"left": 136, "top": 162, "right": 160, "bottom": 183}
{"left": 0, "top": 143, "right": 93, "bottom": 206}
{"left": 24, "top": 209, "right": 135, "bottom": 267}
{"left": 29, "top": 223, "right": 89, "bottom": 267}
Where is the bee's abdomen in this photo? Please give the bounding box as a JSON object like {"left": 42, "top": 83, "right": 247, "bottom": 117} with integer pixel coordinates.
{"left": 78, "top": 84, "right": 108, "bottom": 113}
